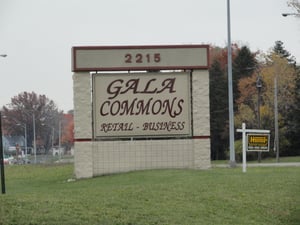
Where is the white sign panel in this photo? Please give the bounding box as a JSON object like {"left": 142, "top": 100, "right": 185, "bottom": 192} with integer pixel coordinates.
{"left": 72, "top": 45, "right": 209, "bottom": 71}
{"left": 93, "top": 72, "right": 191, "bottom": 138}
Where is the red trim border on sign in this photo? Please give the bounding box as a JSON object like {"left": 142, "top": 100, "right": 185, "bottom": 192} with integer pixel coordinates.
{"left": 74, "top": 136, "right": 210, "bottom": 142}
{"left": 192, "top": 136, "right": 210, "bottom": 139}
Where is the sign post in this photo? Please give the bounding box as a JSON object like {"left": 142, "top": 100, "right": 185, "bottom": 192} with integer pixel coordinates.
{"left": 237, "top": 123, "right": 270, "bottom": 172}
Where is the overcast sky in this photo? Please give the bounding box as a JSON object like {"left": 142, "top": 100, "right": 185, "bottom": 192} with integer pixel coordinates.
{"left": 0, "top": 0, "right": 299, "bottom": 112}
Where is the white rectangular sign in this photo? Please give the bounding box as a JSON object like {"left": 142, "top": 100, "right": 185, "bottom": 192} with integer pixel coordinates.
{"left": 72, "top": 45, "right": 209, "bottom": 71}
{"left": 93, "top": 72, "right": 191, "bottom": 138}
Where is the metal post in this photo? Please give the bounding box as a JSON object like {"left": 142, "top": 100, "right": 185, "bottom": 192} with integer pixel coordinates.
{"left": 33, "top": 114, "right": 37, "bottom": 164}
{"left": 242, "top": 123, "right": 247, "bottom": 173}
{"left": 58, "top": 121, "right": 61, "bottom": 160}
{"left": 274, "top": 76, "right": 279, "bottom": 162}
{"left": 25, "top": 125, "right": 27, "bottom": 158}
{"left": 282, "top": 13, "right": 300, "bottom": 17}
{"left": 52, "top": 127, "right": 54, "bottom": 150}
{"left": 257, "top": 76, "right": 262, "bottom": 162}
{"left": 0, "top": 112, "right": 6, "bottom": 194}
{"left": 227, "top": 0, "right": 236, "bottom": 166}
{"left": 18, "top": 123, "right": 28, "bottom": 162}
{"left": 24, "top": 125, "right": 27, "bottom": 162}
{"left": 1, "top": 54, "right": 7, "bottom": 193}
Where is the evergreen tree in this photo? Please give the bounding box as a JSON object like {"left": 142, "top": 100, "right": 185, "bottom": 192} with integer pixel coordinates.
{"left": 209, "top": 59, "right": 229, "bottom": 160}
{"left": 286, "top": 66, "right": 300, "bottom": 155}
{"left": 269, "top": 41, "right": 299, "bottom": 155}
{"left": 232, "top": 46, "right": 257, "bottom": 111}
{"left": 233, "top": 46, "right": 257, "bottom": 79}
{"left": 273, "top": 40, "right": 296, "bottom": 65}
{"left": 288, "top": 0, "right": 300, "bottom": 13}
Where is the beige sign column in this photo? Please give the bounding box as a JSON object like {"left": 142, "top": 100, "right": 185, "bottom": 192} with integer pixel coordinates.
{"left": 192, "top": 70, "right": 211, "bottom": 169}
{"left": 73, "top": 72, "right": 93, "bottom": 178}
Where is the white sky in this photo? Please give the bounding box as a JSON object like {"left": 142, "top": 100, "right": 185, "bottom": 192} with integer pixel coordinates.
{"left": 0, "top": 0, "right": 299, "bottom": 112}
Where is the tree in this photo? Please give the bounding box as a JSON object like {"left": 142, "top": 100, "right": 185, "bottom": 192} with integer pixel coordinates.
{"left": 234, "top": 74, "right": 258, "bottom": 129}
{"left": 287, "top": 66, "right": 300, "bottom": 155}
{"left": 273, "top": 40, "right": 296, "bottom": 65}
{"left": 61, "top": 113, "right": 74, "bottom": 151}
{"left": 233, "top": 46, "right": 258, "bottom": 111}
{"left": 210, "top": 41, "right": 299, "bottom": 159}
{"left": 210, "top": 44, "right": 239, "bottom": 72}
{"left": 272, "top": 39, "right": 300, "bottom": 155}
{"left": 233, "top": 46, "right": 257, "bottom": 78}
{"left": 287, "top": 0, "right": 300, "bottom": 13}
{"left": 261, "top": 53, "right": 298, "bottom": 155}
{"left": 270, "top": 41, "right": 299, "bottom": 155}
{"left": 209, "top": 44, "right": 257, "bottom": 160}
{"left": 209, "top": 59, "right": 229, "bottom": 160}
{"left": 2, "top": 91, "right": 62, "bottom": 153}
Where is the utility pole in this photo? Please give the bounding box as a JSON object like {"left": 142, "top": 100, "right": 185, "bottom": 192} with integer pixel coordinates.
{"left": 256, "top": 75, "right": 262, "bottom": 163}
{"left": 58, "top": 120, "right": 62, "bottom": 160}
{"left": 33, "top": 114, "right": 37, "bottom": 164}
{"left": 227, "top": 0, "right": 236, "bottom": 166}
{"left": 0, "top": 54, "right": 7, "bottom": 194}
{"left": 274, "top": 75, "right": 279, "bottom": 162}
{"left": 0, "top": 112, "right": 6, "bottom": 194}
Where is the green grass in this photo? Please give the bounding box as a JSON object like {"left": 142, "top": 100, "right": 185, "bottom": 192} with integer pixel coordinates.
{"left": 1, "top": 164, "right": 299, "bottom": 225}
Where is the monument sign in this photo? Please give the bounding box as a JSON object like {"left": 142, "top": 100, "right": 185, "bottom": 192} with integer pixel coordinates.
{"left": 72, "top": 45, "right": 211, "bottom": 178}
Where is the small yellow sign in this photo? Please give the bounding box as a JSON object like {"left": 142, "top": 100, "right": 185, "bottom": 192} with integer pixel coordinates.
{"left": 247, "top": 133, "right": 270, "bottom": 151}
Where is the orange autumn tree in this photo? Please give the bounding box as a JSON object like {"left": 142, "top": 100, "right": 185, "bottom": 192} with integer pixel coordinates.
{"left": 235, "top": 52, "right": 298, "bottom": 155}
{"left": 61, "top": 113, "right": 74, "bottom": 151}
{"left": 234, "top": 73, "right": 258, "bottom": 128}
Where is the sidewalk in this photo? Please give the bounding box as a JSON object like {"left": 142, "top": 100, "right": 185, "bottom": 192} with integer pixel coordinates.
{"left": 212, "top": 162, "right": 300, "bottom": 168}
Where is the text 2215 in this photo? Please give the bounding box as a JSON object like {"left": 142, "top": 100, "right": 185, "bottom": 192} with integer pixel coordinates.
{"left": 124, "top": 53, "right": 161, "bottom": 64}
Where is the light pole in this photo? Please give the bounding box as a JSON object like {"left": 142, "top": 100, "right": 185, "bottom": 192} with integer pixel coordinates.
{"left": 42, "top": 119, "right": 62, "bottom": 159}
{"left": 274, "top": 75, "right": 279, "bottom": 162}
{"left": 227, "top": 0, "right": 236, "bottom": 166}
{"left": 41, "top": 123, "right": 55, "bottom": 151}
{"left": 22, "top": 111, "right": 37, "bottom": 163}
{"left": 278, "top": 12, "right": 299, "bottom": 161}
{"left": 32, "top": 114, "right": 37, "bottom": 164}
{"left": 0, "top": 112, "right": 6, "bottom": 194}
{"left": 282, "top": 13, "right": 300, "bottom": 17}
{"left": 2, "top": 114, "right": 30, "bottom": 163}
{"left": 16, "top": 123, "right": 27, "bottom": 162}
{"left": 256, "top": 75, "right": 262, "bottom": 163}
{"left": 58, "top": 120, "right": 62, "bottom": 159}
{"left": 0, "top": 54, "right": 7, "bottom": 194}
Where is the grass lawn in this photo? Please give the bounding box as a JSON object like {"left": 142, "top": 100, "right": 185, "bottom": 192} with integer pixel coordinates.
{"left": 0, "top": 164, "right": 299, "bottom": 225}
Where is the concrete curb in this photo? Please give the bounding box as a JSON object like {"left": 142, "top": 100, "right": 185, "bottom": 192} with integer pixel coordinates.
{"left": 212, "top": 162, "right": 300, "bottom": 168}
